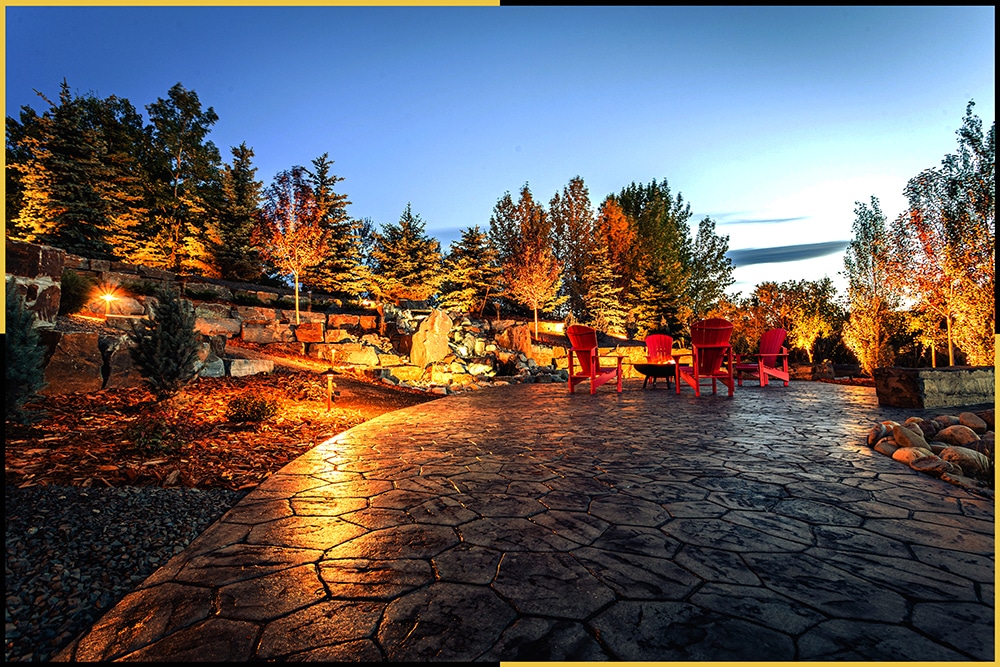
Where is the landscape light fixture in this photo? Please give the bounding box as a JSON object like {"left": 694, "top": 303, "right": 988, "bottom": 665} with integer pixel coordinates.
{"left": 321, "top": 368, "right": 338, "bottom": 411}
{"left": 101, "top": 291, "right": 116, "bottom": 318}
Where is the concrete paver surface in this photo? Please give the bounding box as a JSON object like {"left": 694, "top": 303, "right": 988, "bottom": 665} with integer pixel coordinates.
{"left": 55, "top": 381, "right": 994, "bottom": 661}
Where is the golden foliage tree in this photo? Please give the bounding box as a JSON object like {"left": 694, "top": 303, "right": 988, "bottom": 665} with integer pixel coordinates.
{"left": 253, "top": 167, "right": 329, "bottom": 323}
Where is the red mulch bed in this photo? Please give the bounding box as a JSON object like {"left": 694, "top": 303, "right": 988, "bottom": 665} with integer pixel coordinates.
{"left": 5, "top": 370, "right": 440, "bottom": 492}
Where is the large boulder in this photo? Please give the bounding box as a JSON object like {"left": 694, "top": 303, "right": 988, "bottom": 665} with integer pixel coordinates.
{"left": 495, "top": 323, "right": 533, "bottom": 357}
{"left": 874, "top": 366, "right": 995, "bottom": 409}
{"left": 410, "top": 309, "right": 453, "bottom": 368}
{"left": 38, "top": 330, "right": 103, "bottom": 394}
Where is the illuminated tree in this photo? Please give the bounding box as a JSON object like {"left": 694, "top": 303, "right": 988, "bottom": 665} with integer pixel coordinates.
{"left": 489, "top": 184, "right": 566, "bottom": 332}
{"left": 369, "top": 203, "right": 442, "bottom": 302}
{"left": 550, "top": 176, "right": 595, "bottom": 319}
{"left": 145, "top": 83, "right": 223, "bottom": 274}
{"left": 891, "top": 101, "right": 994, "bottom": 366}
{"left": 9, "top": 81, "right": 115, "bottom": 258}
{"left": 438, "top": 225, "right": 502, "bottom": 314}
{"left": 507, "top": 241, "right": 563, "bottom": 336}
{"left": 300, "top": 153, "right": 367, "bottom": 300}
{"left": 254, "top": 167, "right": 329, "bottom": 323}
{"left": 583, "top": 242, "right": 626, "bottom": 336}
{"left": 842, "top": 196, "right": 899, "bottom": 375}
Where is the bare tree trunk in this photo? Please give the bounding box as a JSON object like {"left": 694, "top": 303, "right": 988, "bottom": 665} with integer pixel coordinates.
{"left": 293, "top": 271, "right": 301, "bottom": 324}
{"left": 946, "top": 314, "right": 954, "bottom": 366}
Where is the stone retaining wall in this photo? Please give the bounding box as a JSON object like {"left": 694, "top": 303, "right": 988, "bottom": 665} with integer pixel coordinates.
{"left": 874, "top": 366, "right": 996, "bottom": 409}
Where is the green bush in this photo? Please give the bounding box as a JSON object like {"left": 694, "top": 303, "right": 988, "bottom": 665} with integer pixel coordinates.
{"left": 128, "top": 288, "right": 201, "bottom": 400}
{"left": 124, "top": 413, "right": 182, "bottom": 456}
{"left": 6, "top": 278, "right": 48, "bottom": 423}
{"left": 58, "top": 270, "right": 96, "bottom": 316}
{"left": 121, "top": 280, "right": 160, "bottom": 297}
{"left": 233, "top": 292, "right": 266, "bottom": 307}
{"left": 226, "top": 391, "right": 279, "bottom": 423}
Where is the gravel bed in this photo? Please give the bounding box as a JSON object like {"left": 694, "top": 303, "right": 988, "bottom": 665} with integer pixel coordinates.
{"left": 5, "top": 485, "right": 245, "bottom": 662}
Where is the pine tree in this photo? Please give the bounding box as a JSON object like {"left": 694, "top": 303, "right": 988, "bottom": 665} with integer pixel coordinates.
{"left": 215, "top": 143, "right": 263, "bottom": 282}
{"left": 6, "top": 278, "right": 48, "bottom": 423}
{"left": 438, "top": 225, "right": 502, "bottom": 315}
{"left": 686, "top": 216, "right": 735, "bottom": 319}
{"left": 550, "top": 176, "right": 595, "bottom": 319}
{"left": 128, "top": 287, "right": 201, "bottom": 400}
{"left": 583, "top": 242, "right": 626, "bottom": 337}
{"left": 612, "top": 179, "right": 694, "bottom": 336}
{"left": 10, "top": 82, "right": 115, "bottom": 258}
{"left": 369, "top": 203, "right": 443, "bottom": 302}
{"left": 145, "top": 83, "right": 223, "bottom": 274}
{"left": 300, "top": 153, "right": 366, "bottom": 299}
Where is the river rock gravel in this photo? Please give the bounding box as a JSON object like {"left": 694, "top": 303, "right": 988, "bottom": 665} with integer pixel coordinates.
{"left": 5, "top": 485, "right": 245, "bottom": 662}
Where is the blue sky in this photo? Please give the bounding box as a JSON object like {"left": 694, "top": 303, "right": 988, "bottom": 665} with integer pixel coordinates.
{"left": 5, "top": 5, "right": 995, "bottom": 296}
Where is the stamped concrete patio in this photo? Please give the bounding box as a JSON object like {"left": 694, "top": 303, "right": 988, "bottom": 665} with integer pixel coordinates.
{"left": 55, "top": 380, "right": 994, "bottom": 661}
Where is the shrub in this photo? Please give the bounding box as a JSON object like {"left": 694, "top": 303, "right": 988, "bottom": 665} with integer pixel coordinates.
{"left": 233, "top": 292, "right": 266, "bottom": 307}
{"left": 58, "top": 269, "right": 96, "bottom": 316}
{"left": 226, "top": 391, "right": 279, "bottom": 423}
{"left": 128, "top": 288, "right": 201, "bottom": 400}
{"left": 124, "top": 413, "right": 182, "bottom": 456}
{"left": 121, "top": 280, "right": 161, "bottom": 297}
{"left": 6, "top": 278, "right": 48, "bottom": 424}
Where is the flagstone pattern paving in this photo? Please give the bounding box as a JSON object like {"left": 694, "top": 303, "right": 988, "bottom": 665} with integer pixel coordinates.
{"left": 54, "top": 381, "right": 994, "bottom": 661}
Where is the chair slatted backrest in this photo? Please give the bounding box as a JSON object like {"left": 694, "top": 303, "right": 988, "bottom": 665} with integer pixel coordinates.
{"left": 644, "top": 334, "right": 674, "bottom": 364}
{"left": 691, "top": 318, "right": 733, "bottom": 374}
{"left": 567, "top": 324, "right": 599, "bottom": 375}
{"left": 759, "top": 328, "right": 787, "bottom": 367}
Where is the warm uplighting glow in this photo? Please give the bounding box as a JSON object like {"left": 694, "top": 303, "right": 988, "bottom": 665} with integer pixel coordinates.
{"left": 100, "top": 290, "right": 117, "bottom": 317}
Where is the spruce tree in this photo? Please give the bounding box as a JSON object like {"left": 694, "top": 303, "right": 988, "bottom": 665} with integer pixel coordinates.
{"left": 300, "top": 153, "right": 366, "bottom": 299}
{"left": 583, "top": 243, "right": 627, "bottom": 337}
{"left": 438, "top": 225, "right": 502, "bottom": 315}
{"left": 128, "top": 287, "right": 201, "bottom": 399}
{"left": 6, "top": 278, "right": 48, "bottom": 423}
{"left": 11, "top": 81, "right": 115, "bottom": 258}
{"left": 215, "top": 143, "right": 264, "bottom": 281}
{"left": 369, "top": 203, "right": 443, "bottom": 302}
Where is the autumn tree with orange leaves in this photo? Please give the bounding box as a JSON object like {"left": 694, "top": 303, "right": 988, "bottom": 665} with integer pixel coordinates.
{"left": 889, "top": 101, "right": 995, "bottom": 366}
{"left": 253, "top": 166, "right": 329, "bottom": 323}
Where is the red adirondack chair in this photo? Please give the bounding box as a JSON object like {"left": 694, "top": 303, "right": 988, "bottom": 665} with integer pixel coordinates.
{"left": 636, "top": 334, "right": 675, "bottom": 389}
{"left": 566, "top": 324, "right": 623, "bottom": 394}
{"left": 733, "top": 328, "right": 790, "bottom": 387}
{"left": 675, "top": 318, "right": 734, "bottom": 397}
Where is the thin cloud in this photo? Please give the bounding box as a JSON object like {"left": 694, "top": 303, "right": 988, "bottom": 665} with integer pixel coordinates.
{"left": 726, "top": 240, "right": 849, "bottom": 267}
{"left": 715, "top": 216, "right": 810, "bottom": 226}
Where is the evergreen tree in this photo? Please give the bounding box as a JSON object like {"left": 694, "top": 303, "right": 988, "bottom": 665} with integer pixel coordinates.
{"left": 438, "top": 225, "right": 502, "bottom": 315}
{"left": 6, "top": 278, "right": 48, "bottom": 423}
{"left": 128, "top": 287, "right": 201, "bottom": 400}
{"left": 369, "top": 203, "right": 443, "bottom": 302}
{"left": 301, "top": 153, "right": 366, "bottom": 299}
{"left": 6, "top": 106, "right": 42, "bottom": 238}
{"left": 145, "top": 83, "right": 223, "bottom": 274}
{"left": 488, "top": 184, "right": 565, "bottom": 331}
{"left": 215, "top": 143, "right": 264, "bottom": 281}
{"left": 10, "top": 81, "right": 115, "bottom": 258}
{"left": 612, "top": 179, "right": 693, "bottom": 336}
{"left": 583, "top": 242, "right": 626, "bottom": 336}
{"left": 79, "top": 92, "right": 154, "bottom": 264}
{"left": 686, "top": 216, "right": 735, "bottom": 319}
{"left": 549, "top": 176, "right": 595, "bottom": 319}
